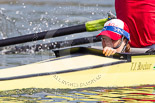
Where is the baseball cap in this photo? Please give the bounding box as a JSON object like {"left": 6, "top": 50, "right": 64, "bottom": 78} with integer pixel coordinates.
{"left": 97, "top": 19, "right": 130, "bottom": 40}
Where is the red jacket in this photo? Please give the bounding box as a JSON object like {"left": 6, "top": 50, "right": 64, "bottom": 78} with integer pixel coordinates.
{"left": 115, "top": 0, "right": 155, "bottom": 47}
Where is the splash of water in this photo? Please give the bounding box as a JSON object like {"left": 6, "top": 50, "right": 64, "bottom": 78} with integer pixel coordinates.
{"left": 0, "top": 9, "right": 22, "bottom": 39}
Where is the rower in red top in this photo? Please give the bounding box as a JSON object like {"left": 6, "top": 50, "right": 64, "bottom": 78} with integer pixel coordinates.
{"left": 115, "top": 0, "right": 155, "bottom": 48}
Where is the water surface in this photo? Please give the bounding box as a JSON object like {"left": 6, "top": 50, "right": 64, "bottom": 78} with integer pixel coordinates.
{"left": 0, "top": 0, "right": 115, "bottom": 68}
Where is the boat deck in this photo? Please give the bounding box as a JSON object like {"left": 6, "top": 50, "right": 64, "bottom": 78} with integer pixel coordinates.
{"left": 0, "top": 47, "right": 127, "bottom": 79}
{"left": 0, "top": 47, "right": 155, "bottom": 91}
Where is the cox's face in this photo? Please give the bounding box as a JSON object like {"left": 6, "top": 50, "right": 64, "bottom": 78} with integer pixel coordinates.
{"left": 102, "top": 35, "right": 125, "bottom": 53}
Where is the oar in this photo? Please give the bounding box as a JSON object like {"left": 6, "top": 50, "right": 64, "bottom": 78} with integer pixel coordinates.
{"left": 0, "top": 18, "right": 107, "bottom": 47}
{"left": 4, "top": 36, "right": 101, "bottom": 54}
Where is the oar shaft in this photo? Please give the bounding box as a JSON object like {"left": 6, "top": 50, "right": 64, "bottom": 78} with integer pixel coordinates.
{"left": 5, "top": 36, "right": 101, "bottom": 54}
{"left": 0, "top": 18, "right": 107, "bottom": 47}
{"left": 0, "top": 24, "right": 86, "bottom": 47}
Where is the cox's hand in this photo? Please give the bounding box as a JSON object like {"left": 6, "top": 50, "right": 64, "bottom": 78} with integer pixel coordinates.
{"left": 103, "top": 47, "right": 116, "bottom": 56}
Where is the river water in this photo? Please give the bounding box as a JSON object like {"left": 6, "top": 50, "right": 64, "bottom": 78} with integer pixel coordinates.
{"left": 0, "top": 0, "right": 115, "bottom": 69}
{"left": 0, "top": 0, "right": 155, "bottom": 103}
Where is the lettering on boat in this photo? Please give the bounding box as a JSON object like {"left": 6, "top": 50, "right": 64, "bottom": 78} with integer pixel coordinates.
{"left": 53, "top": 75, "right": 101, "bottom": 87}
{"left": 130, "top": 62, "right": 152, "bottom": 71}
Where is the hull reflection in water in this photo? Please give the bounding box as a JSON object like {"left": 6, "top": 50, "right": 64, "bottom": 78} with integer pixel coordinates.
{"left": 0, "top": 85, "right": 154, "bottom": 102}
